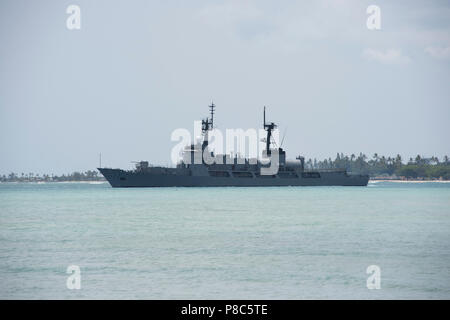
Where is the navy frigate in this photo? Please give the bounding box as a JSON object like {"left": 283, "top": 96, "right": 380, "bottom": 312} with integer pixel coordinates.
{"left": 98, "top": 104, "right": 369, "bottom": 187}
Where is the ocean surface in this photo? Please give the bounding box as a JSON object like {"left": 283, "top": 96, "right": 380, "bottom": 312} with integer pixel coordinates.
{"left": 0, "top": 181, "right": 449, "bottom": 299}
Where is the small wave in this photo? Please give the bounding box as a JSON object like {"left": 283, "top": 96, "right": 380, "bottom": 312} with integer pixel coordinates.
{"left": 372, "top": 180, "right": 450, "bottom": 183}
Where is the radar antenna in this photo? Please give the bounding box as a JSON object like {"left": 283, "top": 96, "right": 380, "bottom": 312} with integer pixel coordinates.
{"left": 202, "top": 102, "right": 216, "bottom": 133}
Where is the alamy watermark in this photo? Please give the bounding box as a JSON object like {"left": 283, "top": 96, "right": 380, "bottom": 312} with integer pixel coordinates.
{"left": 66, "top": 5, "right": 81, "bottom": 30}
{"left": 366, "top": 265, "right": 381, "bottom": 289}
{"left": 66, "top": 265, "right": 81, "bottom": 289}
{"left": 366, "top": 5, "right": 381, "bottom": 30}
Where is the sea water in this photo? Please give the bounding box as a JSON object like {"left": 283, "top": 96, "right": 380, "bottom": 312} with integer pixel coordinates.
{"left": 0, "top": 181, "right": 449, "bottom": 299}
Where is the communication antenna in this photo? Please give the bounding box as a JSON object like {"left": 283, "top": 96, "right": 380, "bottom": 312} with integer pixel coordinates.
{"left": 209, "top": 102, "right": 215, "bottom": 129}
{"left": 263, "top": 106, "right": 265, "bottom": 127}
{"left": 99, "top": 153, "right": 102, "bottom": 168}
{"left": 280, "top": 127, "right": 287, "bottom": 148}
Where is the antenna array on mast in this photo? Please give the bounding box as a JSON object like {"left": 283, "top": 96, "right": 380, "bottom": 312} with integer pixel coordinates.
{"left": 202, "top": 102, "right": 216, "bottom": 134}
{"left": 209, "top": 102, "right": 215, "bottom": 129}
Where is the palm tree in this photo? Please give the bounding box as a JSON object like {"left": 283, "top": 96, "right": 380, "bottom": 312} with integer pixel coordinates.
{"left": 373, "top": 153, "right": 379, "bottom": 163}
{"left": 415, "top": 155, "right": 422, "bottom": 165}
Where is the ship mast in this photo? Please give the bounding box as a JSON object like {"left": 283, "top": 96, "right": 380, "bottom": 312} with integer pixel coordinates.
{"left": 202, "top": 102, "right": 215, "bottom": 133}
{"left": 263, "top": 106, "right": 276, "bottom": 156}
{"left": 202, "top": 102, "right": 216, "bottom": 150}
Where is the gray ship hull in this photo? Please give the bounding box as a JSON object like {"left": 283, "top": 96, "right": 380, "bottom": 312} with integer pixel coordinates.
{"left": 98, "top": 168, "right": 369, "bottom": 187}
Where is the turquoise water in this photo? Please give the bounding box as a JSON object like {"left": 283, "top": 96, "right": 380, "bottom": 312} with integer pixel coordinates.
{"left": 0, "top": 181, "right": 449, "bottom": 299}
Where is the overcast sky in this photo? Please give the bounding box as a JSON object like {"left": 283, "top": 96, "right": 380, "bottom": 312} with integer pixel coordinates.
{"left": 1, "top": 0, "right": 449, "bottom": 174}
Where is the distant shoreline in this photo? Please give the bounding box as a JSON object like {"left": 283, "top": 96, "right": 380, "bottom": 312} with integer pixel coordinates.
{"left": 1, "top": 179, "right": 449, "bottom": 184}
{"left": 2, "top": 154, "right": 449, "bottom": 183}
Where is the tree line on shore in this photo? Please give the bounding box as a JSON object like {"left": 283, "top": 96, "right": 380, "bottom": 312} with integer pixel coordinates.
{"left": 0, "top": 170, "right": 105, "bottom": 182}
{"left": 304, "top": 153, "right": 450, "bottom": 179}
{"left": 1, "top": 154, "right": 450, "bottom": 182}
